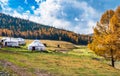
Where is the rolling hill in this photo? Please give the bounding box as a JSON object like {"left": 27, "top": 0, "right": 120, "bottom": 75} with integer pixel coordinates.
{"left": 0, "top": 13, "right": 91, "bottom": 45}
{"left": 0, "top": 40, "right": 120, "bottom": 76}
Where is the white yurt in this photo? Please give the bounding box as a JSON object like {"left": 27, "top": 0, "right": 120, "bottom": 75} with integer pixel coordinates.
{"left": 17, "top": 38, "right": 25, "bottom": 45}
{"left": 1, "top": 37, "right": 9, "bottom": 42}
{"left": 28, "top": 40, "right": 45, "bottom": 51}
{"left": 3, "top": 38, "right": 19, "bottom": 47}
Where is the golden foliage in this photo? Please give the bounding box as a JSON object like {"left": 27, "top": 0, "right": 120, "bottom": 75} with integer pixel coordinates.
{"left": 88, "top": 6, "right": 120, "bottom": 67}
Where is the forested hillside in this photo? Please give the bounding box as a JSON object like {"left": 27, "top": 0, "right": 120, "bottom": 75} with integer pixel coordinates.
{"left": 0, "top": 13, "right": 91, "bottom": 45}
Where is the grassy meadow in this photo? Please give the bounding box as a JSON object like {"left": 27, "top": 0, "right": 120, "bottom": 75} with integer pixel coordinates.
{"left": 0, "top": 39, "right": 120, "bottom": 76}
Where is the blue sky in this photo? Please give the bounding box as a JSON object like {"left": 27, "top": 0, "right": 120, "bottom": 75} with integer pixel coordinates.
{"left": 0, "top": 0, "right": 120, "bottom": 34}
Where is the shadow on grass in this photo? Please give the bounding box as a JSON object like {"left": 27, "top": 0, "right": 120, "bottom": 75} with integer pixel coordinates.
{"left": 17, "top": 50, "right": 49, "bottom": 54}
{"left": 0, "top": 48, "right": 49, "bottom": 55}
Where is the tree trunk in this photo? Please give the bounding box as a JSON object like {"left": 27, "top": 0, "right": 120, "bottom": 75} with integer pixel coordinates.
{"left": 110, "top": 49, "right": 115, "bottom": 67}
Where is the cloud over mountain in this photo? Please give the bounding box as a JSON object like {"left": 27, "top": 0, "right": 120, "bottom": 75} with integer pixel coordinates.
{"left": 0, "top": 0, "right": 119, "bottom": 34}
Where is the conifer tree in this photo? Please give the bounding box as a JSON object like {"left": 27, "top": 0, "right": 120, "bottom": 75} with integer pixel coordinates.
{"left": 88, "top": 6, "right": 120, "bottom": 67}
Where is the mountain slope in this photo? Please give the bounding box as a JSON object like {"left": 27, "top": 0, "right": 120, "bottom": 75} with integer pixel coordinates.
{"left": 0, "top": 13, "right": 91, "bottom": 45}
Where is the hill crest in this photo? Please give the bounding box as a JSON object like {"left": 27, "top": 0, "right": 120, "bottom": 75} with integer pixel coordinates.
{"left": 0, "top": 13, "right": 91, "bottom": 45}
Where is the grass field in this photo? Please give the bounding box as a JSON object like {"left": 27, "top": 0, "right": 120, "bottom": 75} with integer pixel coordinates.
{"left": 0, "top": 39, "right": 120, "bottom": 76}
{"left": 26, "top": 39, "right": 75, "bottom": 52}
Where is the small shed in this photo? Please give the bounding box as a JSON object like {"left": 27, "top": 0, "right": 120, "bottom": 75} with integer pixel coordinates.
{"left": 3, "top": 38, "right": 19, "bottom": 47}
{"left": 28, "top": 40, "right": 45, "bottom": 51}
{"left": 17, "top": 38, "right": 25, "bottom": 45}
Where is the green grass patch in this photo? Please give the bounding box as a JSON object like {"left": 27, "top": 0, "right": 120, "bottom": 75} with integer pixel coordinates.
{"left": 0, "top": 45, "right": 120, "bottom": 76}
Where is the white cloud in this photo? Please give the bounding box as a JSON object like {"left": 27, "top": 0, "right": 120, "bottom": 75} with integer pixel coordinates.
{"left": 12, "top": 11, "right": 23, "bottom": 18}
{"left": 35, "top": 0, "right": 44, "bottom": 4}
{"left": 74, "top": 17, "right": 79, "bottom": 21}
{"left": 12, "top": 10, "right": 30, "bottom": 19}
{"left": 33, "top": 0, "right": 66, "bottom": 28}
{"left": 31, "top": 6, "right": 35, "bottom": 10}
{"left": 1, "top": 0, "right": 100, "bottom": 34}
{"left": 32, "top": 0, "right": 99, "bottom": 34}
{"left": 0, "top": 0, "right": 8, "bottom": 9}
{"left": 80, "top": 19, "right": 85, "bottom": 22}
{"left": 0, "top": 0, "right": 8, "bottom": 4}
{"left": 65, "top": 1, "right": 99, "bottom": 34}
{"left": 0, "top": 0, "right": 12, "bottom": 14}
{"left": 17, "top": 6, "right": 24, "bottom": 13}
{"left": 35, "top": 0, "right": 40, "bottom": 3}
{"left": 72, "top": 1, "right": 99, "bottom": 34}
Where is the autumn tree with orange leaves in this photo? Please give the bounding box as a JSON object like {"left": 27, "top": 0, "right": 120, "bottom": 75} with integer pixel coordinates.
{"left": 88, "top": 6, "right": 120, "bottom": 67}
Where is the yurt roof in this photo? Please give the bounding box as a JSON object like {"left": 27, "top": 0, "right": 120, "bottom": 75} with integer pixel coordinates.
{"left": 29, "top": 40, "right": 44, "bottom": 47}
{"left": 2, "top": 37, "right": 12, "bottom": 40}
{"left": 17, "top": 38, "right": 25, "bottom": 41}
{"left": 4, "top": 38, "right": 18, "bottom": 42}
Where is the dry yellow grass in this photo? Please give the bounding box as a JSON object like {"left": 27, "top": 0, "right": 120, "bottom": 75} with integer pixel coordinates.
{"left": 0, "top": 48, "right": 120, "bottom": 76}
{"left": 26, "top": 39, "right": 75, "bottom": 52}
{"left": 0, "top": 37, "right": 120, "bottom": 76}
{"left": 0, "top": 36, "right": 75, "bottom": 52}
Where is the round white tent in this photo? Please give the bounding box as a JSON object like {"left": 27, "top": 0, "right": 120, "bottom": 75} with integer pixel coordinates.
{"left": 17, "top": 38, "right": 25, "bottom": 45}
{"left": 28, "top": 40, "right": 45, "bottom": 51}
{"left": 3, "top": 38, "right": 19, "bottom": 47}
{"left": 1, "top": 37, "right": 10, "bottom": 42}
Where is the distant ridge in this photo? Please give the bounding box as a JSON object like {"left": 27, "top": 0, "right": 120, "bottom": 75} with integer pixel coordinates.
{"left": 88, "top": 33, "right": 93, "bottom": 36}
{"left": 0, "top": 13, "right": 92, "bottom": 45}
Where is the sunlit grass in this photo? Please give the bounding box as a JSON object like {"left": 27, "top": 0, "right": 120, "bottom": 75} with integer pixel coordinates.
{"left": 0, "top": 46, "right": 120, "bottom": 76}
{"left": 68, "top": 46, "right": 101, "bottom": 58}
{"left": 25, "top": 39, "right": 75, "bottom": 52}
{"left": 0, "top": 39, "right": 120, "bottom": 76}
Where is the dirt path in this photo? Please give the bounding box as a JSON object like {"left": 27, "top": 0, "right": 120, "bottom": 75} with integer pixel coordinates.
{"left": 0, "top": 60, "right": 33, "bottom": 76}
{"left": 0, "top": 59, "right": 53, "bottom": 76}
{"left": 0, "top": 49, "right": 54, "bottom": 76}
{"left": 0, "top": 60, "right": 54, "bottom": 76}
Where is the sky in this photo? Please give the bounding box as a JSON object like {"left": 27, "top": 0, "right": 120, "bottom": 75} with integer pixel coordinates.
{"left": 0, "top": 0, "right": 120, "bottom": 34}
